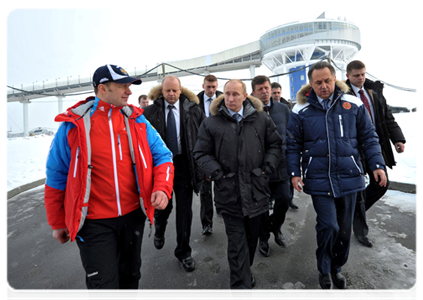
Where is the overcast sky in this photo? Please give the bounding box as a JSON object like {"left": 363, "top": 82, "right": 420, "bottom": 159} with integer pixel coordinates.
{"left": 3, "top": 0, "right": 420, "bottom": 133}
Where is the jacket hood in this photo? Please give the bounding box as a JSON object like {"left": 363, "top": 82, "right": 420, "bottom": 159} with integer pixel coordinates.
{"left": 148, "top": 84, "right": 199, "bottom": 104}
{"left": 209, "top": 94, "right": 263, "bottom": 116}
{"left": 296, "top": 80, "right": 350, "bottom": 105}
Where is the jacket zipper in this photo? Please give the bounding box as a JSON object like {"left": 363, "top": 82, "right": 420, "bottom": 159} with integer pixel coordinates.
{"left": 325, "top": 101, "right": 335, "bottom": 197}
{"left": 73, "top": 147, "right": 80, "bottom": 178}
{"left": 108, "top": 108, "right": 122, "bottom": 216}
{"left": 339, "top": 115, "right": 344, "bottom": 137}
{"left": 118, "top": 134, "right": 123, "bottom": 160}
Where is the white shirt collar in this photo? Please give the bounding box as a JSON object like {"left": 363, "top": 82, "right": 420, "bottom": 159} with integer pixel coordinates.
{"left": 317, "top": 94, "right": 333, "bottom": 105}
{"left": 165, "top": 99, "right": 180, "bottom": 110}
{"left": 203, "top": 93, "right": 215, "bottom": 101}
{"left": 350, "top": 84, "right": 363, "bottom": 96}
{"left": 228, "top": 106, "right": 244, "bottom": 118}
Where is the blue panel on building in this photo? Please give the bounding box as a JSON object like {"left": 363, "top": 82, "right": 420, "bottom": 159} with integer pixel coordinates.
{"left": 289, "top": 65, "right": 307, "bottom": 102}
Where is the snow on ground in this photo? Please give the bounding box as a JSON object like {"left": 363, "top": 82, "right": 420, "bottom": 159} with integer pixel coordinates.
{"left": 7, "top": 134, "right": 54, "bottom": 191}
{"left": 385, "top": 112, "right": 418, "bottom": 184}
{"left": 6, "top": 112, "right": 418, "bottom": 192}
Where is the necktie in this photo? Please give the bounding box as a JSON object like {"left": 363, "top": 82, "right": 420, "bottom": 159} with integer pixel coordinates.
{"left": 358, "top": 89, "right": 373, "bottom": 123}
{"left": 207, "top": 98, "right": 212, "bottom": 117}
{"left": 233, "top": 113, "right": 242, "bottom": 122}
{"left": 263, "top": 106, "right": 270, "bottom": 114}
{"left": 166, "top": 105, "right": 178, "bottom": 156}
{"left": 323, "top": 99, "right": 330, "bottom": 111}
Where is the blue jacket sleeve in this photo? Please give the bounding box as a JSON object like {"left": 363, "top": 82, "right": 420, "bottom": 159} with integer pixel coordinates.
{"left": 45, "top": 122, "right": 74, "bottom": 190}
{"left": 136, "top": 114, "right": 173, "bottom": 166}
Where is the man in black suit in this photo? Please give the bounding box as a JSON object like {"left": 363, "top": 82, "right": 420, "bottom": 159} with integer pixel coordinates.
{"left": 196, "top": 75, "right": 223, "bottom": 235}
{"left": 144, "top": 75, "right": 205, "bottom": 272}
{"left": 345, "top": 60, "right": 406, "bottom": 248}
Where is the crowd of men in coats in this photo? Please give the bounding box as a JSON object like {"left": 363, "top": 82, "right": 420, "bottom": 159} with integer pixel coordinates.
{"left": 44, "top": 60, "right": 405, "bottom": 289}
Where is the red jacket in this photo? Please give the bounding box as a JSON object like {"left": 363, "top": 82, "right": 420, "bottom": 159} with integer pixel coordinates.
{"left": 45, "top": 97, "right": 174, "bottom": 241}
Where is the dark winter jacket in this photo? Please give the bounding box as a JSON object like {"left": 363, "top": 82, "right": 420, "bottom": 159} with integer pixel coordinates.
{"left": 197, "top": 90, "right": 223, "bottom": 116}
{"left": 144, "top": 85, "right": 205, "bottom": 194}
{"left": 345, "top": 78, "right": 406, "bottom": 169}
{"left": 273, "top": 96, "right": 293, "bottom": 111}
{"left": 265, "top": 98, "right": 290, "bottom": 182}
{"left": 193, "top": 95, "right": 282, "bottom": 218}
{"left": 286, "top": 80, "right": 385, "bottom": 198}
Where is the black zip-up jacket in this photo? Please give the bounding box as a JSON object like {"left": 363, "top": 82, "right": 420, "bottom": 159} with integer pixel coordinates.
{"left": 345, "top": 78, "right": 406, "bottom": 169}
{"left": 144, "top": 85, "right": 205, "bottom": 194}
{"left": 193, "top": 95, "right": 282, "bottom": 218}
{"left": 197, "top": 90, "right": 223, "bottom": 116}
{"left": 265, "top": 98, "right": 290, "bottom": 182}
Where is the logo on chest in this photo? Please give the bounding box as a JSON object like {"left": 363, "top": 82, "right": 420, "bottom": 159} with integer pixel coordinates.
{"left": 343, "top": 102, "right": 351, "bottom": 110}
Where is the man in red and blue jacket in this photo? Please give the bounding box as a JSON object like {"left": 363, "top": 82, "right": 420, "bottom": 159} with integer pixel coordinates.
{"left": 44, "top": 64, "right": 174, "bottom": 289}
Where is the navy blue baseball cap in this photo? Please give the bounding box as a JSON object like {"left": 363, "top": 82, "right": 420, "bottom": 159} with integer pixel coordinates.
{"left": 93, "top": 64, "right": 142, "bottom": 87}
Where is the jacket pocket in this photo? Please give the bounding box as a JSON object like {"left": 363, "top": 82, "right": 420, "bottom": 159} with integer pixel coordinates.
{"left": 351, "top": 156, "right": 362, "bottom": 174}
{"left": 214, "top": 172, "right": 238, "bottom": 205}
{"left": 251, "top": 168, "right": 270, "bottom": 202}
{"left": 304, "top": 156, "right": 313, "bottom": 178}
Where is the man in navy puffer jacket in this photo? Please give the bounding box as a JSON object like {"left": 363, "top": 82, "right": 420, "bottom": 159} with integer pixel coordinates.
{"left": 286, "top": 61, "right": 386, "bottom": 289}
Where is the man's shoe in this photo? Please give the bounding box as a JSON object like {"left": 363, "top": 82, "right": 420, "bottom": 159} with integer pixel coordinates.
{"left": 202, "top": 225, "right": 213, "bottom": 235}
{"left": 273, "top": 230, "right": 287, "bottom": 248}
{"left": 251, "top": 272, "right": 256, "bottom": 288}
{"left": 259, "top": 240, "right": 270, "bottom": 257}
{"left": 331, "top": 272, "right": 347, "bottom": 289}
{"left": 180, "top": 256, "right": 195, "bottom": 272}
{"left": 154, "top": 235, "right": 165, "bottom": 250}
{"left": 319, "top": 273, "right": 333, "bottom": 289}
{"left": 289, "top": 201, "right": 299, "bottom": 209}
{"left": 356, "top": 235, "right": 374, "bottom": 248}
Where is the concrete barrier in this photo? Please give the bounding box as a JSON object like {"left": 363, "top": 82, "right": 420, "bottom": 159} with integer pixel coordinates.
{"left": 7, "top": 178, "right": 46, "bottom": 200}
{"left": 389, "top": 181, "right": 416, "bottom": 194}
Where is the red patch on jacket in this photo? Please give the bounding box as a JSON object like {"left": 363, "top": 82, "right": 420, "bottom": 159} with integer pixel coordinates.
{"left": 343, "top": 102, "right": 351, "bottom": 110}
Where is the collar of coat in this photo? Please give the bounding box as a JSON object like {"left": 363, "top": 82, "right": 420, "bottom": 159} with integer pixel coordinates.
{"left": 209, "top": 94, "right": 263, "bottom": 117}
{"left": 296, "top": 80, "right": 350, "bottom": 105}
{"left": 66, "top": 96, "right": 141, "bottom": 120}
{"left": 148, "top": 84, "right": 199, "bottom": 104}
{"left": 345, "top": 78, "right": 384, "bottom": 93}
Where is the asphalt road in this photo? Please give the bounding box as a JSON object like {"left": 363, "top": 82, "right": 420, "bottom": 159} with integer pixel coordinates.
{"left": 7, "top": 184, "right": 416, "bottom": 297}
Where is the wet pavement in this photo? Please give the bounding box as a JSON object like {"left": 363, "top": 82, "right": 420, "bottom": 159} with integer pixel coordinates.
{"left": 6, "top": 184, "right": 417, "bottom": 298}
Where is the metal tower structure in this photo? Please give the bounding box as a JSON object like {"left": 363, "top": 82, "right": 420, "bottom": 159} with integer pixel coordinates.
{"left": 260, "top": 13, "right": 361, "bottom": 101}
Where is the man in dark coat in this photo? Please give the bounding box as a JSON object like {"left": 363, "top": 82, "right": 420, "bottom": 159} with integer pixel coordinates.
{"left": 287, "top": 61, "right": 386, "bottom": 289}
{"left": 271, "top": 81, "right": 298, "bottom": 210}
{"left": 193, "top": 79, "right": 282, "bottom": 289}
{"left": 345, "top": 60, "right": 406, "bottom": 247}
{"left": 196, "top": 75, "right": 223, "bottom": 235}
{"left": 144, "top": 75, "right": 205, "bottom": 272}
{"left": 251, "top": 75, "right": 291, "bottom": 257}
{"left": 271, "top": 81, "right": 292, "bottom": 109}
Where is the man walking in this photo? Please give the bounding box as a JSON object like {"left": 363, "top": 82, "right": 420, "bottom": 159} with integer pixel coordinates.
{"left": 251, "top": 75, "right": 291, "bottom": 257}
{"left": 144, "top": 75, "right": 205, "bottom": 272}
{"left": 287, "top": 61, "right": 386, "bottom": 289}
{"left": 194, "top": 79, "right": 282, "bottom": 288}
{"left": 196, "top": 74, "right": 223, "bottom": 235}
{"left": 45, "top": 64, "right": 174, "bottom": 289}
{"left": 345, "top": 60, "right": 406, "bottom": 247}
